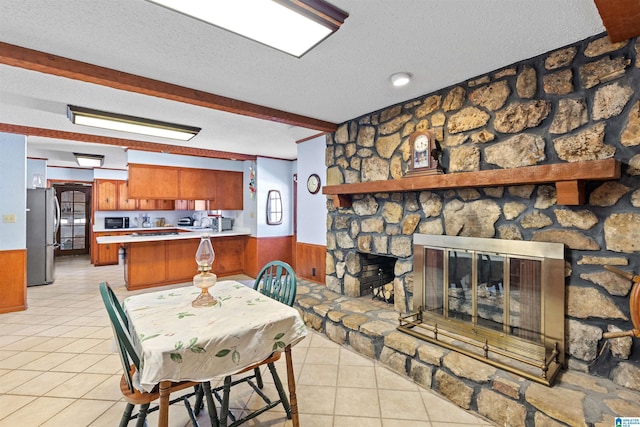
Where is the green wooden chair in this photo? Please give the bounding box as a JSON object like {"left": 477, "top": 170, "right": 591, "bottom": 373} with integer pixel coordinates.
{"left": 99, "top": 282, "right": 219, "bottom": 427}
{"left": 195, "top": 261, "right": 298, "bottom": 426}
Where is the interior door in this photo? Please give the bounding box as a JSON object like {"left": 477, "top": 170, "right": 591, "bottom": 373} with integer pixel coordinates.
{"left": 55, "top": 185, "right": 91, "bottom": 256}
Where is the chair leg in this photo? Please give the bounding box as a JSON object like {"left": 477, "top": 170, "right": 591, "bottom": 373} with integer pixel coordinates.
{"left": 119, "top": 403, "right": 134, "bottom": 427}
{"left": 267, "top": 362, "right": 291, "bottom": 418}
{"left": 219, "top": 376, "right": 232, "bottom": 427}
{"left": 254, "top": 367, "right": 263, "bottom": 388}
{"left": 183, "top": 397, "right": 200, "bottom": 427}
{"left": 135, "top": 403, "right": 150, "bottom": 427}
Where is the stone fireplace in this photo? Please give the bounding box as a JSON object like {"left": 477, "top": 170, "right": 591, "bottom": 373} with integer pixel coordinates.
{"left": 324, "top": 31, "right": 640, "bottom": 401}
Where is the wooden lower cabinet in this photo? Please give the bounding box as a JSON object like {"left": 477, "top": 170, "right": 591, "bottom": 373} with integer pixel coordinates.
{"left": 126, "top": 241, "right": 167, "bottom": 289}
{"left": 126, "top": 236, "right": 247, "bottom": 291}
{"left": 165, "top": 239, "right": 200, "bottom": 283}
{"left": 93, "top": 232, "right": 122, "bottom": 266}
{"left": 211, "top": 236, "right": 245, "bottom": 276}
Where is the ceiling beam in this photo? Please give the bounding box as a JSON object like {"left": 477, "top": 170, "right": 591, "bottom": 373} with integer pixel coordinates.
{"left": 0, "top": 42, "right": 338, "bottom": 133}
{"left": 0, "top": 123, "right": 256, "bottom": 161}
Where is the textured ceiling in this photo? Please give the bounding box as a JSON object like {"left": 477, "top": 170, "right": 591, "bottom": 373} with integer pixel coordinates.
{"left": 0, "top": 0, "right": 605, "bottom": 167}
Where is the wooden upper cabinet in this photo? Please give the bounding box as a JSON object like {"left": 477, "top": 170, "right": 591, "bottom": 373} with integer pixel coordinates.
{"left": 95, "top": 180, "right": 118, "bottom": 210}
{"left": 128, "top": 164, "right": 180, "bottom": 199}
{"left": 213, "top": 171, "right": 243, "bottom": 210}
{"left": 127, "top": 164, "right": 243, "bottom": 208}
{"left": 179, "top": 168, "right": 217, "bottom": 200}
{"left": 117, "top": 181, "right": 136, "bottom": 210}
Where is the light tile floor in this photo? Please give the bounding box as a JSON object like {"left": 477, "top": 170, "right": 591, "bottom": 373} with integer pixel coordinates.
{"left": 0, "top": 255, "right": 496, "bottom": 427}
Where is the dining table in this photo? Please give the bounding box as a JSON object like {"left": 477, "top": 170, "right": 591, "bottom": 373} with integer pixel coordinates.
{"left": 122, "top": 280, "right": 308, "bottom": 427}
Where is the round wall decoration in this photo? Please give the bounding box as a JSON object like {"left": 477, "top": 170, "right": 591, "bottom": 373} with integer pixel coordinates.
{"left": 306, "top": 173, "right": 321, "bottom": 194}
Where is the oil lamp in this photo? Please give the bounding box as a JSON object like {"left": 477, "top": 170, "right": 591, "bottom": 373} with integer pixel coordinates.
{"left": 192, "top": 234, "right": 217, "bottom": 307}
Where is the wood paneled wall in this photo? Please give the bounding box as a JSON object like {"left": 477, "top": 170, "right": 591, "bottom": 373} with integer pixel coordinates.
{"left": 244, "top": 236, "right": 294, "bottom": 278}
{"left": 295, "top": 242, "right": 326, "bottom": 284}
{"left": 0, "top": 249, "right": 27, "bottom": 313}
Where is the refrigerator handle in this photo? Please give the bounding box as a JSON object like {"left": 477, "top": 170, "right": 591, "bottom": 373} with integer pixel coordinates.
{"left": 54, "top": 194, "right": 61, "bottom": 244}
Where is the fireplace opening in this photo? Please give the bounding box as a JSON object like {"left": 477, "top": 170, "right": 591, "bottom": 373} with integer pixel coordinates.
{"left": 359, "top": 253, "right": 396, "bottom": 303}
{"left": 399, "top": 234, "right": 566, "bottom": 386}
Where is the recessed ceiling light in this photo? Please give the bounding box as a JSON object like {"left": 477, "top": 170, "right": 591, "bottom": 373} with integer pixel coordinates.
{"left": 390, "top": 72, "right": 412, "bottom": 87}
{"left": 147, "top": 0, "right": 348, "bottom": 58}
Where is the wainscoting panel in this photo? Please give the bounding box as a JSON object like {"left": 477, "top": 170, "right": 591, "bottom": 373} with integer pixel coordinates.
{"left": 0, "top": 249, "right": 27, "bottom": 313}
{"left": 296, "top": 242, "right": 326, "bottom": 284}
{"left": 244, "top": 236, "right": 294, "bottom": 278}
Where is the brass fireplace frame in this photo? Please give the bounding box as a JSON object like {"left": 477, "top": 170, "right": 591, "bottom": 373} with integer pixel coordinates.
{"left": 398, "top": 234, "right": 565, "bottom": 386}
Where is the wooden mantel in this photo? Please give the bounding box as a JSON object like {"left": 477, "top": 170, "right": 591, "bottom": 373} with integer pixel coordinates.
{"left": 322, "top": 159, "right": 621, "bottom": 207}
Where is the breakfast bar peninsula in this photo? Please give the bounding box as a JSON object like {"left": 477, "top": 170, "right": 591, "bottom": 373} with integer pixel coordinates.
{"left": 96, "top": 228, "right": 250, "bottom": 290}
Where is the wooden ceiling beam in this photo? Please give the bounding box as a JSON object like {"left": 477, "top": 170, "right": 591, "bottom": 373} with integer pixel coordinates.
{"left": 0, "top": 42, "right": 338, "bottom": 133}
{"left": 0, "top": 123, "right": 256, "bottom": 161}
{"left": 594, "top": 0, "right": 640, "bottom": 43}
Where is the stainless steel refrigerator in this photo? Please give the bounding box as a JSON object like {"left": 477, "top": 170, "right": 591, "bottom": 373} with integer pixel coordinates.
{"left": 27, "top": 188, "right": 60, "bottom": 286}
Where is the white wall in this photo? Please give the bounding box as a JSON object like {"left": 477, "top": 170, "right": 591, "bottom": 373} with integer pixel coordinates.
{"left": 128, "top": 150, "right": 243, "bottom": 171}
{"left": 47, "top": 167, "right": 94, "bottom": 182}
{"left": 27, "top": 158, "right": 47, "bottom": 188}
{"left": 255, "top": 157, "right": 294, "bottom": 238}
{"left": 296, "top": 135, "right": 327, "bottom": 245}
{"left": 0, "top": 133, "right": 27, "bottom": 250}
{"left": 93, "top": 169, "right": 127, "bottom": 180}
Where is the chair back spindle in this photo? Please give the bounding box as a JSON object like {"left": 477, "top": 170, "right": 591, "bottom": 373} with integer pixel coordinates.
{"left": 254, "top": 261, "right": 296, "bottom": 306}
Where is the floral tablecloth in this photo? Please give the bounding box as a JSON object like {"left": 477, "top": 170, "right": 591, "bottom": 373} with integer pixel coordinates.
{"left": 123, "top": 281, "right": 307, "bottom": 392}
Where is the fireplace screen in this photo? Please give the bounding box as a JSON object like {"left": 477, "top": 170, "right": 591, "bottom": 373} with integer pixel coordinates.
{"left": 400, "top": 234, "right": 565, "bottom": 386}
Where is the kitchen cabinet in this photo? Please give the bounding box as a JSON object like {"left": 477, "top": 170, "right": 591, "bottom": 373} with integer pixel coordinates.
{"left": 128, "top": 164, "right": 180, "bottom": 199}
{"left": 213, "top": 171, "right": 243, "bottom": 210}
{"left": 180, "top": 168, "right": 217, "bottom": 200}
{"left": 125, "top": 235, "right": 247, "bottom": 290}
{"left": 126, "top": 241, "right": 167, "bottom": 288}
{"left": 95, "top": 180, "right": 118, "bottom": 210}
{"left": 95, "top": 179, "right": 174, "bottom": 211}
{"left": 138, "top": 198, "right": 175, "bottom": 211}
{"left": 128, "top": 164, "right": 243, "bottom": 209}
{"left": 93, "top": 231, "right": 122, "bottom": 265}
{"left": 164, "top": 239, "right": 200, "bottom": 282}
{"left": 117, "top": 181, "right": 136, "bottom": 210}
{"left": 175, "top": 200, "right": 196, "bottom": 210}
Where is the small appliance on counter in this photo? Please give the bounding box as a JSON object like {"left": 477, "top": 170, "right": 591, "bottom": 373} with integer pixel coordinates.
{"left": 177, "top": 217, "right": 194, "bottom": 226}
{"left": 141, "top": 214, "right": 152, "bottom": 228}
{"left": 105, "top": 217, "right": 129, "bottom": 229}
{"left": 211, "top": 216, "right": 233, "bottom": 232}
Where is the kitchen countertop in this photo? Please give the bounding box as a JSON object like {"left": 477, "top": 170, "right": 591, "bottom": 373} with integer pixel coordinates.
{"left": 95, "top": 227, "right": 251, "bottom": 244}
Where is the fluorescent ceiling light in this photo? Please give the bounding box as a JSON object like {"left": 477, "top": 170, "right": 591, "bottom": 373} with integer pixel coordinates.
{"left": 67, "top": 105, "right": 201, "bottom": 141}
{"left": 147, "top": 0, "right": 348, "bottom": 57}
{"left": 74, "top": 153, "right": 104, "bottom": 168}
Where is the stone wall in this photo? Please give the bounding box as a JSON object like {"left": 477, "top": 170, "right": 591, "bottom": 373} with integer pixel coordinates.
{"left": 325, "top": 33, "right": 639, "bottom": 391}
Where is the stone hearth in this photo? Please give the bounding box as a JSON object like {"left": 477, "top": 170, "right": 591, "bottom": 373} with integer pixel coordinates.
{"left": 295, "top": 278, "right": 640, "bottom": 427}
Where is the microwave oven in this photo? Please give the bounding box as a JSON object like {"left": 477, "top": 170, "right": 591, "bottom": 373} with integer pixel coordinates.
{"left": 211, "top": 217, "right": 233, "bottom": 232}
{"left": 105, "top": 217, "right": 130, "bottom": 229}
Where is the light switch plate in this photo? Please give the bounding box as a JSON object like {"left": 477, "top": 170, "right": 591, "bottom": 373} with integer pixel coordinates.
{"left": 2, "top": 214, "right": 16, "bottom": 223}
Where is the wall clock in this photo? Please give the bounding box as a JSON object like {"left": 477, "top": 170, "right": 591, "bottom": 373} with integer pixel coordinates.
{"left": 306, "top": 173, "right": 321, "bottom": 194}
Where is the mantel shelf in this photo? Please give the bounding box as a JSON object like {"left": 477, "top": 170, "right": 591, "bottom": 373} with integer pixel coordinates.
{"left": 322, "top": 159, "right": 621, "bottom": 207}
